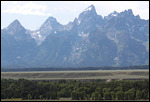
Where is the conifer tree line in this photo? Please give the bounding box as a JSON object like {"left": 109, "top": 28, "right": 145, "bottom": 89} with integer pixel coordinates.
{"left": 1, "top": 79, "right": 149, "bottom": 100}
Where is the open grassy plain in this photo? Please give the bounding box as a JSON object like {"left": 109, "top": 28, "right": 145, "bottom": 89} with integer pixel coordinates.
{"left": 1, "top": 70, "right": 149, "bottom": 80}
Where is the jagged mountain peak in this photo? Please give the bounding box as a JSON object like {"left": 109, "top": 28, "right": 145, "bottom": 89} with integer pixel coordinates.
{"left": 78, "top": 5, "right": 98, "bottom": 20}
{"left": 39, "top": 17, "right": 57, "bottom": 33}
{"left": 126, "top": 9, "right": 133, "bottom": 14}
{"left": 5, "top": 19, "right": 25, "bottom": 34}
{"left": 7, "top": 19, "right": 24, "bottom": 29}
{"left": 120, "top": 9, "right": 134, "bottom": 17}
{"left": 110, "top": 11, "right": 119, "bottom": 17}
{"left": 82, "top": 5, "right": 97, "bottom": 15}
{"left": 83, "top": 5, "right": 95, "bottom": 12}
{"left": 46, "top": 16, "right": 57, "bottom": 22}
{"left": 104, "top": 11, "right": 119, "bottom": 20}
{"left": 135, "top": 15, "right": 140, "bottom": 19}
{"left": 41, "top": 16, "right": 57, "bottom": 27}
{"left": 104, "top": 9, "right": 137, "bottom": 21}
{"left": 36, "top": 16, "right": 63, "bottom": 45}
{"left": 11, "top": 19, "right": 21, "bottom": 25}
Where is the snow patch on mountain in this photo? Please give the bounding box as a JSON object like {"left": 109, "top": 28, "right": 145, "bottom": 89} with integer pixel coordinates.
{"left": 78, "top": 32, "right": 89, "bottom": 38}
{"left": 111, "top": 13, "right": 117, "bottom": 17}
{"left": 78, "top": 19, "right": 81, "bottom": 25}
{"left": 83, "top": 5, "right": 92, "bottom": 12}
{"left": 30, "top": 30, "right": 45, "bottom": 45}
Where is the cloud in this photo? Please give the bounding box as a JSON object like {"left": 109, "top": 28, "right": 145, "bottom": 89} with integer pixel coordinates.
{"left": 2, "top": 1, "right": 50, "bottom": 16}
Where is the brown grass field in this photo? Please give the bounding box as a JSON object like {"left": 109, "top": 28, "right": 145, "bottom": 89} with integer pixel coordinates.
{"left": 1, "top": 98, "right": 149, "bottom": 101}
{"left": 1, "top": 69, "right": 149, "bottom": 80}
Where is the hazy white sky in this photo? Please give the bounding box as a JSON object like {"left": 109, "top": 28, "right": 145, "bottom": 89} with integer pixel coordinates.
{"left": 1, "top": 1, "right": 149, "bottom": 30}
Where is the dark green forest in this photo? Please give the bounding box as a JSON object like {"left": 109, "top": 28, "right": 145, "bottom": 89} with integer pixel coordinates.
{"left": 1, "top": 79, "right": 149, "bottom": 100}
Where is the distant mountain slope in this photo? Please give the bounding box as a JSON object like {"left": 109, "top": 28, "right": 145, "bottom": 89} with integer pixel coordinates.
{"left": 1, "top": 5, "right": 149, "bottom": 68}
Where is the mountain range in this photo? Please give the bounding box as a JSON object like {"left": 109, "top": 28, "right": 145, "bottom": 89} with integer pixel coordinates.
{"left": 1, "top": 5, "right": 149, "bottom": 68}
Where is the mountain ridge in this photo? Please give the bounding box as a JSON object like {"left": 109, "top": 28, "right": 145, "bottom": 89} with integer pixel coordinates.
{"left": 1, "top": 5, "right": 149, "bottom": 68}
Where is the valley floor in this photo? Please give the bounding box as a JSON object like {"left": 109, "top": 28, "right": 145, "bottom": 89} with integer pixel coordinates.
{"left": 1, "top": 70, "right": 149, "bottom": 80}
